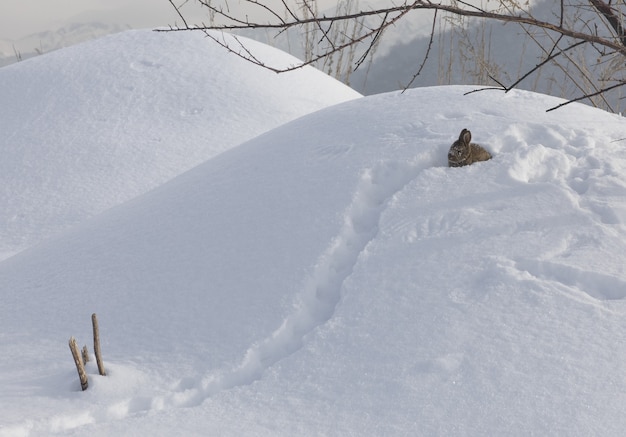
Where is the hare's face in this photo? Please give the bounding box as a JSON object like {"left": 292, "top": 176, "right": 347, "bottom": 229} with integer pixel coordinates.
{"left": 448, "top": 142, "right": 470, "bottom": 162}
{"left": 448, "top": 128, "right": 472, "bottom": 166}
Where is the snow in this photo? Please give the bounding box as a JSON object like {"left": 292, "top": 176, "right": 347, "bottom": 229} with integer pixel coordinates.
{"left": 2, "top": 29, "right": 626, "bottom": 436}
{"left": 0, "top": 29, "right": 361, "bottom": 260}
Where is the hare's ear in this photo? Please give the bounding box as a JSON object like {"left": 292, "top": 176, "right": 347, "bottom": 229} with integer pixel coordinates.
{"left": 461, "top": 129, "right": 472, "bottom": 144}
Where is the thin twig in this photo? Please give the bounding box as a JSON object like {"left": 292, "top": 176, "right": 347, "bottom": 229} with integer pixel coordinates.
{"left": 168, "top": 0, "right": 189, "bottom": 29}
{"left": 157, "top": 2, "right": 626, "bottom": 56}
{"left": 547, "top": 80, "right": 626, "bottom": 111}
{"left": 588, "top": 0, "right": 626, "bottom": 46}
{"left": 507, "top": 40, "right": 587, "bottom": 92}
{"left": 402, "top": 9, "right": 438, "bottom": 91}
{"left": 354, "top": 11, "right": 390, "bottom": 70}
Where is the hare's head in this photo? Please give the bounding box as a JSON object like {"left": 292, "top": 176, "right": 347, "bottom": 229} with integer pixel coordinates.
{"left": 448, "top": 129, "right": 472, "bottom": 164}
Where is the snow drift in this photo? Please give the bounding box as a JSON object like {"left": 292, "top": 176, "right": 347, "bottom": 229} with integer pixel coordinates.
{"left": 1, "top": 29, "right": 626, "bottom": 437}
{"left": 0, "top": 29, "right": 361, "bottom": 260}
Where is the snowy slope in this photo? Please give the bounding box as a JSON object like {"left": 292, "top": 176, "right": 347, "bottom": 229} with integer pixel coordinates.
{"left": 2, "top": 85, "right": 626, "bottom": 436}
{"left": 0, "top": 29, "right": 361, "bottom": 260}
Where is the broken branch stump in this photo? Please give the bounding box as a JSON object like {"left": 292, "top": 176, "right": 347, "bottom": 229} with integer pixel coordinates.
{"left": 69, "top": 337, "right": 88, "bottom": 391}
{"left": 82, "top": 345, "right": 90, "bottom": 363}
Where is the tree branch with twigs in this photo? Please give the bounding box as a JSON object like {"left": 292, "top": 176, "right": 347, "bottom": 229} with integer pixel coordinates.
{"left": 162, "top": 0, "right": 626, "bottom": 112}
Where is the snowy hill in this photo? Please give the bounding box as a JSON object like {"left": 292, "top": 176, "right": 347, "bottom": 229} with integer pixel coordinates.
{"left": 2, "top": 71, "right": 626, "bottom": 436}
{"left": 0, "top": 29, "right": 361, "bottom": 260}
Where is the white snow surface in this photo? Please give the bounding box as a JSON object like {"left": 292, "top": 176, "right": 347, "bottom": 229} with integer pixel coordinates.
{"left": 2, "top": 31, "right": 626, "bottom": 437}
{"left": 0, "top": 29, "right": 361, "bottom": 260}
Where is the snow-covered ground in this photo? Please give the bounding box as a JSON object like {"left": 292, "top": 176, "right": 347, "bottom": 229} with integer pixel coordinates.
{"left": 2, "top": 30, "right": 626, "bottom": 436}
{"left": 0, "top": 29, "right": 360, "bottom": 260}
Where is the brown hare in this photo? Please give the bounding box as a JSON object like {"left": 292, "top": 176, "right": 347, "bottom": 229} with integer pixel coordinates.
{"left": 448, "top": 128, "right": 492, "bottom": 167}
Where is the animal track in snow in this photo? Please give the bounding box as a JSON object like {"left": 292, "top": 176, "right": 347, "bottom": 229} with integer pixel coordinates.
{"left": 129, "top": 59, "right": 164, "bottom": 72}
{"left": 163, "top": 159, "right": 424, "bottom": 407}
{"left": 312, "top": 143, "right": 355, "bottom": 160}
{"left": 566, "top": 156, "right": 626, "bottom": 226}
{"left": 24, "top": 159, "right": 427, "bottom": 433}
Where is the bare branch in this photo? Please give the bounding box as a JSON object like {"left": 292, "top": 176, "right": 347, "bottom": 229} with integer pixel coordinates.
{"left": 508, "top": 40, "right": 588, "bottom": 92}
{"left": 588, "top": 0, "right": 626, "bottom": 46}
{"left": 194, "top": 2, "right": 421, "bottom": 74}
{"left": 301, "top": 0, "right": 335, "bottom": 52}
{"left": 168, "top": 0, "right": 189, "bottom": 29}
{"left": 244, "top": 0, "right": 289, "bottom": 25}
{"left": 547, "top": 80, "right": 626, "bottom": 111}
{"left": 164, "top": 0, "right": 626, "bottom": 112}
{"left": 463, "top": 86, "right": 507, "bottom": 96}
{"left": 203, "top": 31, "right": 280, "bottom": 71}
{"left": 280, "top": 0, "right": 299, "bottom": 22}
{"left": 160, "top": 2, "right": 626, "bottom": 56}
{"left": 402, "top": 9, "right": 438, "bottom": 91}
{"left": 488, "top": 74, "right": 507, "bottom": 89}
{"left": 354, "top": 11, "right": 390, "bottom": 71}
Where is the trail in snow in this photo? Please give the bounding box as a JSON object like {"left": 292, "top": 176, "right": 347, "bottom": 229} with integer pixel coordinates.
{"left": 28, "top": 157, "right": 432, "bottom": 435}
{"left": 163, "top": 158, "right": 428, "bottom": 408}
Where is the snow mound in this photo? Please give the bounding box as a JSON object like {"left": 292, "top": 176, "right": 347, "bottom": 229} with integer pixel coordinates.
{"left": 0, "top": 29, "right": 361, "bottom": 260}
{"left": 2, "top": 86, "right": 626, "bottom": 435}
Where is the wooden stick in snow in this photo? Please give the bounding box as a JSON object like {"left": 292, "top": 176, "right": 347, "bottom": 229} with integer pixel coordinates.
{"left": 92, "top": 313, "right": 106, "bottom": 376}
{"left": 82, "top": 345, "right": 90, "bottom": 363}
{"left": 69, "top": 337, "right": 88, "bottom": 391}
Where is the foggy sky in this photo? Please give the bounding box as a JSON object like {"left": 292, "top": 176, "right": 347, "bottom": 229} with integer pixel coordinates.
{"left": 0, "top": 0, "right": 338, "bottom": 40}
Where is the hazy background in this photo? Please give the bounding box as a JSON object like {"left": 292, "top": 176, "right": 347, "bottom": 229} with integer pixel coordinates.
{"left": 0, "top": 0, "right": 335, "bottom": 67}
{"left": 0, "top": 0, "right": 337, "bottom": 40}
